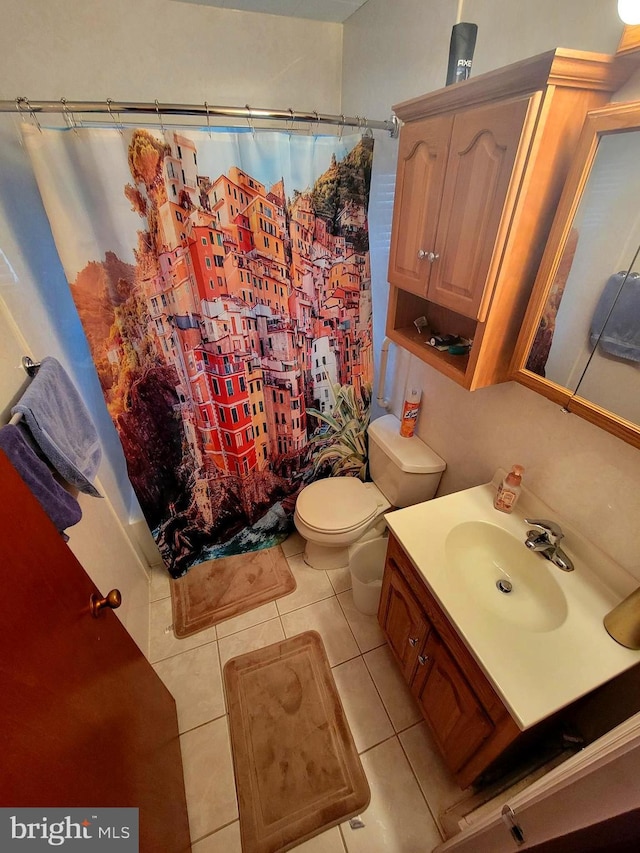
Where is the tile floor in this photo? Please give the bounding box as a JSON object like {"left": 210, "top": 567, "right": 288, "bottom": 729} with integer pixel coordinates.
{"left": 149, "top": 532, "right": 468, "bottom": 852}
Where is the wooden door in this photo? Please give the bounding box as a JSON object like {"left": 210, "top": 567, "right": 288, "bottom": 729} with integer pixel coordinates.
{"left": 427, "top": 97, "right": 533, "bottom": 319}
{"left": 378, "top": 559, "right": 429, "bottom": 681}
{"left": 0, "top": 451, "right": 191, "bottom": 852}
{"left": 388, "top": 114, "right": 453, "bottom": 296}
{"left": 413, "top": 630, "right": 492, "bottom": 774}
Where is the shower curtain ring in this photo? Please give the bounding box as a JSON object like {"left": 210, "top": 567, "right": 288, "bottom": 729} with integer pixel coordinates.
{"left": 338, "top": 114, "right": 345, "bottom": 139}
{"left": 287, "top": 107, "right": 294, "bottom": 138}
{"left": 106, "top": 98, "right": 124, "bottom": 135}
{"left": 15, "top": 97, "right": 42, "bottom": 133}
{"left": 60, "top": 98, "right": 79, "bottom": 135}
{"left": 205, "top": 101, "right": 211, "bottom": 137}
{"left": 155, "top": 99, "right": 166, "bottom": 135}
{"left": 245, "top": 105, "right": 255, "bottom": 135}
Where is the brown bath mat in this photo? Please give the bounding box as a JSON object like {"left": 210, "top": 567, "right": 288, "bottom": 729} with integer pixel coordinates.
{"left": 171, "top": 545, "right": 296, "bottom": 638}
{"left": 224, "top": 631, "right": 370, "bottom": 853}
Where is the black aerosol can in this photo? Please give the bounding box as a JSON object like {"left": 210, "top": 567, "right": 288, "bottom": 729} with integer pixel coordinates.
{"left": 445, "top": 22, "right": 478, "bottom": 86}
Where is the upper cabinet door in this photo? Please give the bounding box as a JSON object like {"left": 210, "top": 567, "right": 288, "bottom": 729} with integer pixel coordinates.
{"left": 388, "top": 114, "right": 453, "bottom": 296}
{"left": 427, "top": 97, "right": 533, "bottom": 319}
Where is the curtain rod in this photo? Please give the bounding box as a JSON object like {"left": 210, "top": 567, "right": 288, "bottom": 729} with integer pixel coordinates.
{"left": 5, "top": 97, "right": 400, "bottom": 137}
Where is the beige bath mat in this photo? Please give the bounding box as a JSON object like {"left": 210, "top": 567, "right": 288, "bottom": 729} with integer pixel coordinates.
{"left": 170, "top": 544, "right": 296, "bottom": 638}
{"left": 224, "top": 631, "right": 371, "bottom": 853}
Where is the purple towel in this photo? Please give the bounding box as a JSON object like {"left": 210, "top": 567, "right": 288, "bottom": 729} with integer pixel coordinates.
{"left": 11, "top": 356, "right": 102, "bottom": 497}
{"left": 0, "top": 424, "right": 82, "bottom": 537}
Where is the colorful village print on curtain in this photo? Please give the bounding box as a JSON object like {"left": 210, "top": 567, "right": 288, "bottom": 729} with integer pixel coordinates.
{"left": 26, "top": 127, "right": 374, "bottom": 576}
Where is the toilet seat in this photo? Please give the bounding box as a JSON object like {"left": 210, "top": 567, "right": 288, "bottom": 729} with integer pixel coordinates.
{"left": 295, "top": 477, "right": 379, "bottom": 535}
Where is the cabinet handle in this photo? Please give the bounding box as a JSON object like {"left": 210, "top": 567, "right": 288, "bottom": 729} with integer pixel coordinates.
{"left": 409, "top": 637, "right": 419, "bottom": 647}
{"left": 417, "top": 250, "right": 440, "bottom": 263}
{"left": 418, "top": 654, "right": 430, "bottom": 666}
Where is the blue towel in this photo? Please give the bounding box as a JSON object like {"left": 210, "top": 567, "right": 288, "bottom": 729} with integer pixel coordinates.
{"left": 590, "top": 271, "right": 640, "bottom": 362}
{"left": 11, "top": 357, "right": 102, "bottom": 497}
{"left": 0, "top": 424, "right": 82, "bottom": 537}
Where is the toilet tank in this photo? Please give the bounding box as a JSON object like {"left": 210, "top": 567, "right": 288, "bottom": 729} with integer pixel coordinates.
{"left": 368, "top": 414, "right": 446, "bottom": 507}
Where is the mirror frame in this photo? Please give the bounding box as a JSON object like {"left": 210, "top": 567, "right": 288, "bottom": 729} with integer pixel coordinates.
{"left": 618, "top": 24, "right": 640, "bottom": 57}
{"left": 510, "top": 100, "right": 640, "bottom": 450}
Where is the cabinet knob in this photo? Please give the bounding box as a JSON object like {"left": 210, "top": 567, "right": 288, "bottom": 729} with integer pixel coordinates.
{"left": 418, "top": 654, "right": 430, "bottom": 666}
{"left": 409, "top": 637, "right": 419, "bottom": 647}
{"left": 417, "top": 250, "right": 440, "bottom": 262}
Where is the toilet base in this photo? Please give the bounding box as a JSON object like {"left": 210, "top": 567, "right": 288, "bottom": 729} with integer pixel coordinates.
{"left": 303, "top": 540, "right": 350, "bottom": 571}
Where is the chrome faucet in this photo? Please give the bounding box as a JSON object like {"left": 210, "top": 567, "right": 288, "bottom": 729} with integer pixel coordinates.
{"left": 524, "top": 519, "right": 574, "bottom": 572}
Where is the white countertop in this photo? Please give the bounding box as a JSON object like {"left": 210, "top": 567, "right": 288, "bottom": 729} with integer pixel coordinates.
{"left": 385, "top": 479, "right": 640, "bottom": 731}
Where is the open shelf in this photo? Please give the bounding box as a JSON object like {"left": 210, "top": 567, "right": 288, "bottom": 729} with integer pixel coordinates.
{"left": 387, "top": 285, "right": 478, "bottom": 388}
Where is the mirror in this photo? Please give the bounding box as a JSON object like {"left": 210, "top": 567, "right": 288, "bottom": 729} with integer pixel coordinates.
{"left": 512, "top": 101, "right": 640, "bottom": 449}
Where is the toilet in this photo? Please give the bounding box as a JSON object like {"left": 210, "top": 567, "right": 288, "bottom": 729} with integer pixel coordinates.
{"left": 294, "top": 413, "right": 446, "bottom": 570}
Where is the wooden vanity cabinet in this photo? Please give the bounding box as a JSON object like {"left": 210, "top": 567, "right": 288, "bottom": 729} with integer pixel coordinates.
{"left": 379, "top": 533, "right": 521, "bottom": 789}
{"left": 387, "top": 49, "right": 632, "bottom": 390}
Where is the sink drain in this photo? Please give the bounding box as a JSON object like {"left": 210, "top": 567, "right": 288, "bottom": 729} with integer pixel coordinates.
{"left": 496, "top": 579, "right": 513, "bottom": 594}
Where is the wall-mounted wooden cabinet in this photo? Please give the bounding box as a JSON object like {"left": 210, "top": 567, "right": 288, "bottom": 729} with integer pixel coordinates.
{"left": 379, "top": 533, "right": 523, "bottom": 789}
{"left": 386, "top": 49, "right": 632, "bottom": 390}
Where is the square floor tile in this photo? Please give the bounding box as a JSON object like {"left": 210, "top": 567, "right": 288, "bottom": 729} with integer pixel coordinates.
{"left": 218, "top": 617, "right": 285, "bottom": 669}
{"left": 181, "top": 717, "right": 238, "bottom": 842}
{"left": 191, "top": 821, "right": 241, "bottom": 852}
{"left": 399, "top": 722, "right": 467, "bottom": 835}
{"left": 281, "top": 597, "right": 359, "bottom": 667}
{"left": 332, "top": 657, "right": 394, "bottom": 753}
{"left": 337, "top": 590, "right": 385, "bottom": 653}
{"left": 215, "top": 600, "right": 279, "bottom": 639}
{"left": 149, "top": 597, "right": 218, "bottom": 664}
{"left": 292, "top": 825, "right": 347, "bottom": 851}
{"left": 281, "top": 530, "right": 305, "bottom": 557}
{"left": 364, "top": 645, "right": 422, "bottom": 732}
{"left": 153, "top": 641, "right": 225, "bottom": 733}
{"left": 339, "top": 737, "right": 442, "bottom": 853}
{"left": 149, "top": 564, "right": 171, "bottom": 602}
{"left": 276, "top": 554, "right": 335, "bottom": 615}
{"left": 326, "top": 565, "right": 352, "bottom": 594}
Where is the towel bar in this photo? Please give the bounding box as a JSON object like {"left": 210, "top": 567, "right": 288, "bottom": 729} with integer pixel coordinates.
{"left": 22, "top": 355, "right": 41, "bottom": 377}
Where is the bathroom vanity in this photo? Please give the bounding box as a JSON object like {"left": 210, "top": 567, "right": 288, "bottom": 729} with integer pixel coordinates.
{"left": 378, "top": 479, "right": 640, "bottom": 788}
{"left": 380, "top": 532, "right": 521, "bottom": 788}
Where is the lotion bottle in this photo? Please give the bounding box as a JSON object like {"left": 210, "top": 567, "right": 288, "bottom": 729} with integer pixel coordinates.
{"left": 494, "top": 465, "right": 524, "bottom": 513}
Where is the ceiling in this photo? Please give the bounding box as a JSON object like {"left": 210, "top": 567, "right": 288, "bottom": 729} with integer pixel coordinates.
{"left": 172, "top": 0, "right": 371, "bottom": 23}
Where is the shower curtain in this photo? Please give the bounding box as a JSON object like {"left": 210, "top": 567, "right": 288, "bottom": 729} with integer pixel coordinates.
{"left": 24, "top": 124, "right": 374, "bottom": 576}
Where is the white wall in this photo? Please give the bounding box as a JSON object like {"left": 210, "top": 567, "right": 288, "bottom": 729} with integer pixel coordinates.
{"left": 343, "top": 0, "right": 640, "bottom": 580}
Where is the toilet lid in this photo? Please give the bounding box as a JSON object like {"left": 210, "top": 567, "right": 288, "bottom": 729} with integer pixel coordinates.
{"left": 296, "top": 478, "right": 379, "bottom": 534}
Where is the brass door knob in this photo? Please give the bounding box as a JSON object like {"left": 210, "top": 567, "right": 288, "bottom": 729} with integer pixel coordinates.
{"left": 90, "top": 589, "right": 122, "bottom": 618}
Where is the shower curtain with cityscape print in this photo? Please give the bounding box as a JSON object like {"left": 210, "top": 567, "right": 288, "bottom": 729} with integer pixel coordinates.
{"left": 24, "top": 124, "right": 374, "bottom": 576}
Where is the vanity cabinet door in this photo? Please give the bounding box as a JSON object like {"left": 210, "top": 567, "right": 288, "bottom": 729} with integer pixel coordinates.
{"left": 413, "top": 630, "right": 493, "bottom": 773}
{"left": 378, "top": 558, "right": 430, "bottom": 682}
{"left": 426, "top": 97, "right": 533, "bottom": 320}
{"left": 387, "top": 114, "right": 453, "bottom": 297}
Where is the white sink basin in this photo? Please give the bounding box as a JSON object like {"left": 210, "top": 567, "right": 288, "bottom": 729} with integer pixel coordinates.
{"left": 446, "top": 521, "right": 568, "bottom": 633}
{"left": 385, "top": 476, "right": 640, "bottom": 730}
